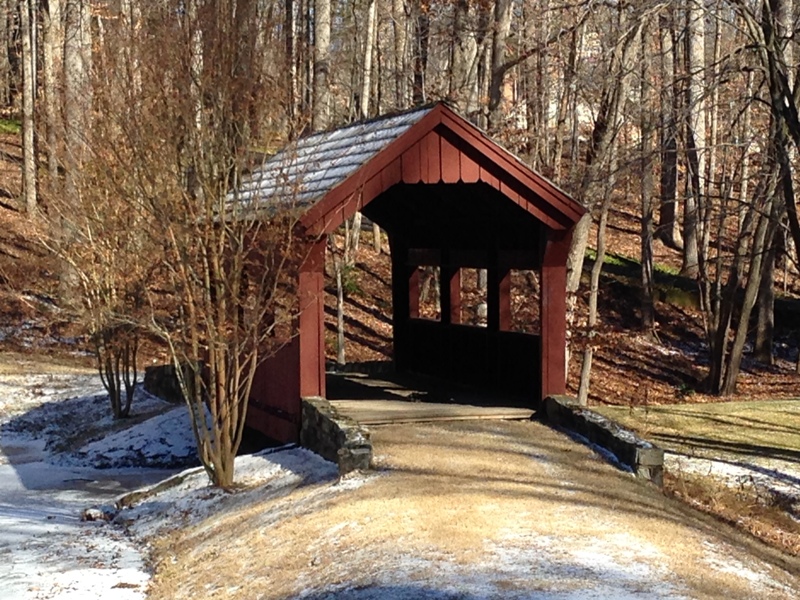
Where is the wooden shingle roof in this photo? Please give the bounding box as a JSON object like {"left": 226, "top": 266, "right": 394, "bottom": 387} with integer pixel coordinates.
{"left": 236, "top": 106, "right": 433, "bottom": 207}
{"left": 235, "top": 103, "right": 585, "bottom": 232}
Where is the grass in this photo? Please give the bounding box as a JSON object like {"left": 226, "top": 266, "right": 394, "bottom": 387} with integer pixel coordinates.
{"left": 594, "top": 400, "right": 800, "bottom": 463}
{"left": 596, "top": 400, "right": 800, "bottom": 556}
{"left": 585, "top": 248, "right": 692, "bottom": 288}
{"left": 0, "top": 351, "right": 94, "bottom": 375}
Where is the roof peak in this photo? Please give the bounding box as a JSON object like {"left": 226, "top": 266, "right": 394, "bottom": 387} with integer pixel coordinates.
{"left": 299, "top": 102, "right": 443, "bottom": 140}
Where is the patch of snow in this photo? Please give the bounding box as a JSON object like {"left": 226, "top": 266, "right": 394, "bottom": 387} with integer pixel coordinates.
{"left": 560, "top": 428, "right": 635, "bottom": 475}
{"left": 0, "top": 371, "right": 197, "bottom": 599}
{"left": 665, "top": 452, "right": 800, "bottom": 513}
{"left": 702, "top": 541, "right": 796, "bottom": 597}
{"left": 121, "top": 447, "right": 340, "bottom": 540}
{"left": 297, "top": 531, "right": 688, "bottom": 599}
{"left": 67, "top": 407, "right": 197, "bottom": 469}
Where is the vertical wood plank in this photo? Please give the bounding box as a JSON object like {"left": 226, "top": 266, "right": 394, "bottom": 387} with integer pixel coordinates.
{"left": 540, "top": 229, "right": 572, "bottom": 400}
{"left": 425, "top": 132, "right": 441, "bottom": 182}
{"left": 441, "top": 135, "right": 460, "bottom": 183}
{"left": 298, "top": 239, "right": 327, "bottom": 399}
{"left": 382, "top": 157, "right": 402, "bottom": 190}
{"left": 460, "top": 150, "right": 480, "bottom": 183}
{"left": 402, "top": 142, "right": 421, "bottom": 183}
{"left": 363, "top": 173, "right": 383, "bottom": 206}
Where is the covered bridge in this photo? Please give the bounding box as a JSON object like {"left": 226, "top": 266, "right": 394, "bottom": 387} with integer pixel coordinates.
{"left": 239, "top": 103, "right": 585, "bottom": 443}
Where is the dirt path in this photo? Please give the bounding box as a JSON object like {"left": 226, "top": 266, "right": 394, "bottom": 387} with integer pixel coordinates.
{"left": 146, "top": 420, "right": 800, "bottom": 599}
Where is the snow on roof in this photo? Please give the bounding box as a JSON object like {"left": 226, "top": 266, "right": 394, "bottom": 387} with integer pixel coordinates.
{"left": 234, "top": 106, "right": 434, "bottom": 209}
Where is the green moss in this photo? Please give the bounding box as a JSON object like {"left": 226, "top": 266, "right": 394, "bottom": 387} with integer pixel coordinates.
{"left": 0, "top": 118, "right": 21, "bottom": 135}
{"left": 654, "top": 262, "right": 681, "bottom": 276}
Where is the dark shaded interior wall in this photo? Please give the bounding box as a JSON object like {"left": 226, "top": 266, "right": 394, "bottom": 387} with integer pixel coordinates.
{"left": 365, "top": 183, "right": 545, "bottom": 403}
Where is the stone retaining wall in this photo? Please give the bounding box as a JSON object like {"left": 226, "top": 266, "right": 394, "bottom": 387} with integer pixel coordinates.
{"left": 143, "top": 364, "right": 185, "bottom": 404}
{"left": 300, "top": 396, "right": 373, "bottom": 475}
{"left": 542, "top": 395, "right": 664, "bottom": 486}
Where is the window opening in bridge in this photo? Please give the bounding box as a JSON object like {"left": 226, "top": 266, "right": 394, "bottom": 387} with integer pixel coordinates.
{"left": 460, "top": 268, "right": 487, "bottom": 327}
{"left": 417, "top": 266, "right": 441, "bottom": 321}
{"left": 510, "top": 269, "right": 541, "bottom": 334}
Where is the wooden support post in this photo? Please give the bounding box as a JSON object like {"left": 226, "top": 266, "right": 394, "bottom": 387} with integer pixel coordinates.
{"left": 390, "top": 237, "right": 411, "bottom": 371}
{"left": 540, "top": 228, "right": 572, "bottom": 400}
{"left": 487, "top": 254, "right": 511, "bottom": 332}
{"left": 499, "top": 269, "right": 511, "bottom": 330}
{"left": 487, "top": 251, "right": 511, "bottom": 388}
{"left": 441, "top": 252, "right": 461, "bottom": 325}
{"left": 409, "top": 265, "right": 420, "bottom": 319}
{"left": 449, "top": 268, "right": 462, "bottom": 324}
{"left": 298, "top": 239, "right": 326, "bottom": 398}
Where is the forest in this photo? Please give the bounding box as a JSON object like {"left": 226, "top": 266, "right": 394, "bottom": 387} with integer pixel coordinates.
{"left": 0, "top": 0, "right": 798, "bottom": 486}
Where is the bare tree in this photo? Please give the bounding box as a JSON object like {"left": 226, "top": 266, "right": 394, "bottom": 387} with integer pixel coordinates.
{"left": 0, "top": 0, "right": 11, "bottom": 106}
{"left": 488, "top": 0, "right": 513, "bottom": 130}
{"left": 45, "top": 178, "right": 149, "bottom": 419}
{"left": 681, "top": 0, "right": 705, "bottom": 277}
{"left": 20, "top": 0, "right": 37, "bottom": 214}
{"left": 392, "top": 0, "right": 410, "bottom": 107}
{"left": 412, "top": 0, "right": 430, "bottom": 104}
{"left": 53, "top": 1, "right": 301, "bottom": 488}
{"left": 313, "top": 0, "right": 332, "bottom": 130}
{"left": 640, "top": 23, "right": 657, "bottom": 333}
{"left": 657, "top": 5, "right": 683, "bottom": 249}
{"left": 43, "top": 0, "right": 63, "bottom": 185}
{"left": 63, "top": 0, "right": 92, "bottom": 202}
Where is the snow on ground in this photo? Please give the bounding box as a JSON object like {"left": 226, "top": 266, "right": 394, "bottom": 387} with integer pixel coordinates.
{"left": 0, "top": 369, "right": 346, "bottom": 600}
{"left": 122, "top": 447, "right": 341, "bottom": 540}
{"left": 0, "top": 371, "right": 195, "bottom": 599}
{"left": 664, "top": 451, "right": 800, "bottom": 518}
{"left": 2, "top": 368, "right": 799, "bottom": 600}
{"left": 67, "top": 407, "right": 197, "bottom": 469}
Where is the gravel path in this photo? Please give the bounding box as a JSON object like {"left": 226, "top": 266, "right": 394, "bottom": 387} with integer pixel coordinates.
{"left": 144, "top": 419, "right": 800, "bottom": 599}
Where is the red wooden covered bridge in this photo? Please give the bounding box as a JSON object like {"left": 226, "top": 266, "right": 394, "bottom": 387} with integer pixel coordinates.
{"left": 237, "top": 102, "right": 585, "bottom": 443}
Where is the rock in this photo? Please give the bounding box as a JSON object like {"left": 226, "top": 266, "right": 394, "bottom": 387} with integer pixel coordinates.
{"left": 81, "top": 505, "right": 118, "bottom": 522}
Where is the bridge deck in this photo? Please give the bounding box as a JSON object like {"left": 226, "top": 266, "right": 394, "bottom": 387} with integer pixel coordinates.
{"left": 326, "top": 371, "right": 535, "bottom": 426}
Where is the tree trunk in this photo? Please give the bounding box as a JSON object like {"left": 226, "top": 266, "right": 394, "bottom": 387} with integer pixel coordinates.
{"left": 552, "top": 26, "right": 581, "bottom": 179}
{"left": 0, "top": 0, "right": 10, "bottom": 106}
{"left": 392, "top": 0, "right": 409, "bottom": 108}
{"left": 335, "top": 252, "right": 346, "bottom": 366}
{"left": 721, "top": 198, "right": 778, "bottom": 395}
{"left": 577, "top": 199, "right": 611, "bottom": 407}
{"left": 373, "top": 222, "right": 382, "bottom": 253}
{"left": 640, "top": 26, "right": 656, "bottom": 333}
{"left": 360, "top": 0, "right": 377, "bottom": 118}
{"left": 450, "top": 0, "right": 478, "bottom": 114}
{"left": 20, "top": 0, "right": 37, "bottom": 214}
{"left": 312, "top": 0, "right": 331, "bottom": 131}
{"left": 412, "top": 0, "right": 429, "bottom": 104}
{"left": 487, "top": 0, "right": 513, "bottom": 131}
{"left": 738, "top": 71, "right": 754, "bottom": 232}
{"left": 43, "top": 0, "right": 63, "bottom": 185}
{"left": 285, "top": 0, "right": 299, "bottom": 131}
{"left": 755, "top": 238, "right": 777, "bottom": 364}
{"left": 701, "top": 11, "right": 722, "bottom": 266}
{"left": 657, "top": 7, "right": 682, "bottom": 249}
{"left": 567, "top": 8, "right": 640, "bottom": 298}
{"left": 524, "top": 0, "right": 548, "bottom": 167}
{"left": 681, "top": 1, "right": 705, "bottom": 277}
{"left": 63, "top": 0, "right": 93, "bottom": 203}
